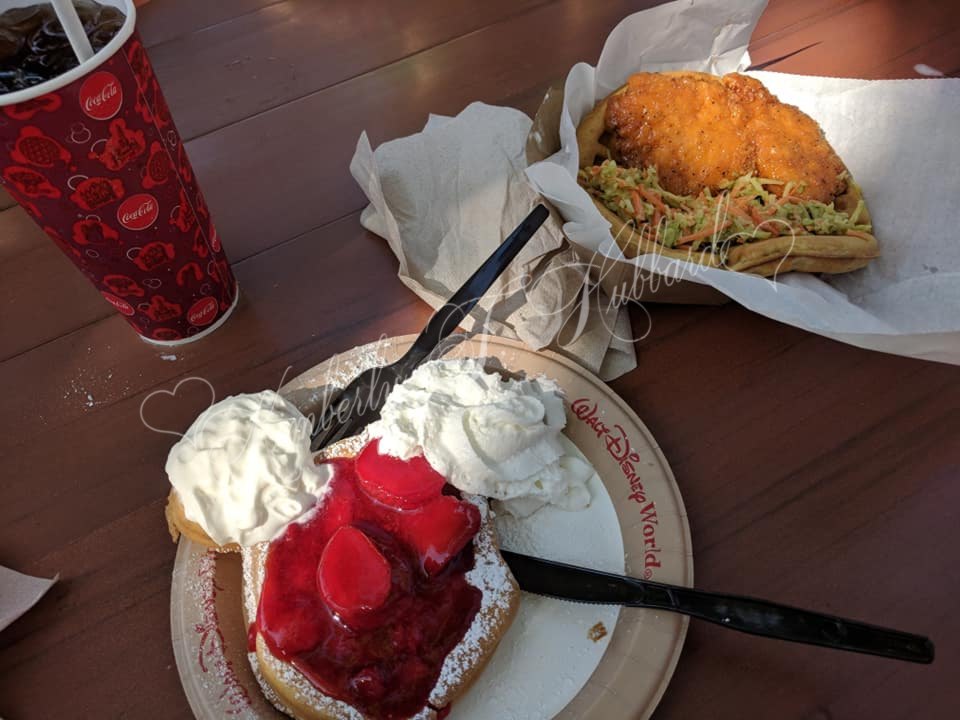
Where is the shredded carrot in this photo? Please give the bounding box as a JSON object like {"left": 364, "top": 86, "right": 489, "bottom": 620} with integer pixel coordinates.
{"left": 638, "top": 186, "right": 667, "bottom": 215}
{"left": 675, "top": 220, "right": 732, "bottom": 246}
{"left": 590, "top": 165, "right": 602, "bottom": 175}
{"left": 756, "top": 219, "right": 782, "bottom": 237}
{"left": 630, "top": 191, "right": 644, "bottom": 219}
{"left": 776, "top": 194, "right": 804, "bottom": 206}
{"left": 727, "top": 201, "right": 754, "bottom": 225}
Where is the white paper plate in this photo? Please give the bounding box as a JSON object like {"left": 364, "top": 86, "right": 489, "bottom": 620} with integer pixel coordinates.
{"left": 171, "top": 334, "right": 693, "bottom": 719}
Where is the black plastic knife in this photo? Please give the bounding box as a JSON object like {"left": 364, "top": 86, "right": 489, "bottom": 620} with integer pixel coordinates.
{"left": 501, "top": 550, "right": 934, "bottom": 664}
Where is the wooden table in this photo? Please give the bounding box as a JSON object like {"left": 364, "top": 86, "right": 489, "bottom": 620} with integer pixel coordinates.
{"left": 2, "top": 1, "right": 958, "bottom": 717}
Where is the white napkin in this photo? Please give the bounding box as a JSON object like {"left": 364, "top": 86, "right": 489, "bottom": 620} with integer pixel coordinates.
{"left": 0, "top": 565, "right": 57, "bottom": 632}
{"left": 350, "top": 102, "right": 636, "bottom": 380}
{"left": 526, "top": 0, "right": 960, "bottom": 364}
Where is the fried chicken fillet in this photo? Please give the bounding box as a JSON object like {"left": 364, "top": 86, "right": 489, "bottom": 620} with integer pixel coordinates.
{"left": 604, "top": 72, "right": 847, "bottom": 203}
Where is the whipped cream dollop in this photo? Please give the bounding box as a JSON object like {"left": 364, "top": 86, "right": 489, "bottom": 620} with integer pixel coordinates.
{"left": 368, "top": 358, "right": 593, "bottom": 516}
{"left": 166, "top": 390, "right": 330, "bottom": 546}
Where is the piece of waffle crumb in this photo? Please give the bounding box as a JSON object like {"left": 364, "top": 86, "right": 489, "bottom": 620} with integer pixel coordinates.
{"left": 588, "top": 621, "right": 608, "bottom": 643}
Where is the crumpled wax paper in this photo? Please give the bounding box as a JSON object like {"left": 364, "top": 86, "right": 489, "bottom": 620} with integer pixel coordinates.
{"left": 350, "top": 102, "right": 636, "bottom": 380}
{"left": 525, "top": 0, "right": 960, "bottom": 364}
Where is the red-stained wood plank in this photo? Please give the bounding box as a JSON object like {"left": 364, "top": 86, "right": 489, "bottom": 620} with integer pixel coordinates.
{"left": 135, "top": 0, "right": 286, "bottom": 48}
{"left": 0, "top": 211, "right": 106, "bottom": 360}
{"left": 868, "top": 26, "right": 960, "bottom": 78}
{"left": 752, "top": 0, "right": 866, "bottom": 46}
{"left": 144, "top": 0, "right": 554, "bottom": 140}
{"left": 0, "top": 500, "right": 190, "bottom": 719}
{"left": 657, "top": 464, "right": 960, "bottom": 719}
{"left": 750, "top": 0, "right": 960, "bottom": 77}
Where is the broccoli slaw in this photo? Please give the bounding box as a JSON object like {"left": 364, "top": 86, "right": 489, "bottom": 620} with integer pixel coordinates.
{"left": 578, "top": 160, "right": 873, "bottom": 256}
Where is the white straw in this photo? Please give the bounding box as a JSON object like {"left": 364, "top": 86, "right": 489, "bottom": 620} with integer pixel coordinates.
{"left": 50, "top": 0, "right": 96, "bottom": 64}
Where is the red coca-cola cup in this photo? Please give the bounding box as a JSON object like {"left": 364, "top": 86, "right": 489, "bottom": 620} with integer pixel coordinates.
{"left": 0, "top": 0, "right": 238, "bottom": 345}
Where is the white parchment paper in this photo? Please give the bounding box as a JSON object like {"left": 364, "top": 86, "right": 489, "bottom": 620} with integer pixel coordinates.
{"left": 350, "top": 103, "right": 637, "bottom": 380}
{"left": 526, "top": 0, "right": 960, "bottom": 364}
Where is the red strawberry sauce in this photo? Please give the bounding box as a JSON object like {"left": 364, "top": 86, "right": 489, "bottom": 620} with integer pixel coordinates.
{"left": 254, "top": 440, "right": 482, "bottom": 719}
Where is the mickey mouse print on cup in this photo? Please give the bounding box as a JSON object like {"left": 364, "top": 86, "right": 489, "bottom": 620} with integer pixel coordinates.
{"left": 0, "top": 0, "right": 238, "bottom": 345}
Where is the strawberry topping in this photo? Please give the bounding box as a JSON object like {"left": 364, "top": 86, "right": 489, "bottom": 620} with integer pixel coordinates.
{"left": 399, "top": 496, "right": 481, "bottom": 575}
{"left": 255, "top": 442, "right": 483, "bottom": 719}
{"left": 356, "top": 438, "right": 446, "bottom": 509}
{"left": 318, "top": 526, "right": 392, "bottom": 619}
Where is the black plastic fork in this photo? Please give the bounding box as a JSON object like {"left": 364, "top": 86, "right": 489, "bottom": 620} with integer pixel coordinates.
{"left": 309, "top": 204, "right": 550, "bottom": 452}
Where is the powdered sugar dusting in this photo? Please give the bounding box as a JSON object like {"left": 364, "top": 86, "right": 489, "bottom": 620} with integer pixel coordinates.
{"left": 281, "top": 337, "right": 395, "bottom": 413}
{"left": 240, "top": 544, "right": 261, "bottom": 634}
{"left": 186, "top": 551, "right": 255, "bottom": 716}
{"left": 245, "top": 652, "right": 296, "bottom": 718}
{"left": 242, "top": 546, "right": 366, "bottom": 719}
{"left": 430, "top": 496, "right": 514, "bottom": 705}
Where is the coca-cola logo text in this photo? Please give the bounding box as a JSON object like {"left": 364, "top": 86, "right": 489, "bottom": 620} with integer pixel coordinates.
{"left": 188, "top": 297, "right": 218, "bottom": 327}
{"left": 79, "top": 71, "right": 123, "bottom": 120}
{"left": 101, "top": 291, "right": 135, "bottom": 316}
{"left": 117, "top": 193, "right": 159, "bottom": 230}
